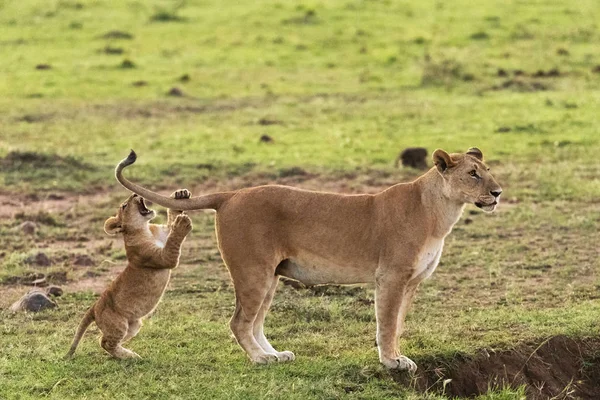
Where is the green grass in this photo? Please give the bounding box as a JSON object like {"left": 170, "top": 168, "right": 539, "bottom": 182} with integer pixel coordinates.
{"left": 1, "top": 0, "right": 599, "bottom": 398}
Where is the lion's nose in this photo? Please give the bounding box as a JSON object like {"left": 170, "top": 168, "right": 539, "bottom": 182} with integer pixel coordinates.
{"left": 490, "top": 189, "right": 502, "bottom": 198}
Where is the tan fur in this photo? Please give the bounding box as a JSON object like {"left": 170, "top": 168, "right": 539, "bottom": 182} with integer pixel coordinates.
{"left": 115, "top": 148, "right": 501, "bottom": 370}
{"left": 65, "top": 190, "right": 192, "bottom": 359}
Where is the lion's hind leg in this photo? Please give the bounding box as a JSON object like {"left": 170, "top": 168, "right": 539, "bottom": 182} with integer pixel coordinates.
{"left": 228, "top": 265, "right": 287, "bottom": 364}
{"left": 252, "top": 275, "right": 295, "bottom": 362}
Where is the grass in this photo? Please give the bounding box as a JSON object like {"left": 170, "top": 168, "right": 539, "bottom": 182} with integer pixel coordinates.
{"left": 1, "top": 0, "right": 599, "bottom": 399}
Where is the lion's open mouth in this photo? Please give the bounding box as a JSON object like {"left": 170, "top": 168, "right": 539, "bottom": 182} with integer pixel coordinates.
{"left": 475, "top": 201, "right": 497, "bottom": 211}
{"left": 137, "top": 198, "right": 153, "bottom": 216}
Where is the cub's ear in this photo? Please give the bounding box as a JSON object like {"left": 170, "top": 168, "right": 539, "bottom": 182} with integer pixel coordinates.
{"left": 432, "top": 149, "right": 456, "bottom": 173}
{"left": 466, "top": 147, "right": 484, "bottom": 161}
{"left": 104, "top": 217, "right": 123, "bottom": 235}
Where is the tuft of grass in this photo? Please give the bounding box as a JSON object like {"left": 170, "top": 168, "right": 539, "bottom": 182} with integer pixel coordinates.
{"left": 149, "top": 1, "right": 187, "bottom": 23}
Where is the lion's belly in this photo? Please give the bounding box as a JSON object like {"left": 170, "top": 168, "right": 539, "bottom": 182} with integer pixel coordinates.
{"left": 276, "top": 257, "right": 373, "bottom": 286}
{"left": 410, "top": 238, "right": 444, "bottom": 282}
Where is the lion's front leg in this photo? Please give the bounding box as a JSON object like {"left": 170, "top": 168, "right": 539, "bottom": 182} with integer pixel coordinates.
{"left": 167, "top": 189, "right": 191, "bottom": 228}
{"left": 375, "top": 271, "right": 417, "bottom": 373}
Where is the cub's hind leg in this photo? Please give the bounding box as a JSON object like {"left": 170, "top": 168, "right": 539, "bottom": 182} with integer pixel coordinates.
{"left": 122, "top": 319, "right": 142, "bottom": 343}
{"left": 97, "top": 310, "right": 140, "bottom": 359}
{"left": 252, "top": 275, "right": 295, "bottom": 362}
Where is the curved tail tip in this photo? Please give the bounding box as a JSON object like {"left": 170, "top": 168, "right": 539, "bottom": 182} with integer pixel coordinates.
{"left": 119, "top": 149, "right": 137, "bottom": 168}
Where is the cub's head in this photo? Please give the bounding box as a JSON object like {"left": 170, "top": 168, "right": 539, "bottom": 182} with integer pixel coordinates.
{"left": 104, "top": 193, "right": 156, "bottom": 235}
{"left": 433, "top": 147, "right": 502, "bottom": 212}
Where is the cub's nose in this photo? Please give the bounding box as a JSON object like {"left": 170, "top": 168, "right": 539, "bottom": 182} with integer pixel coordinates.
{"left": 490, "top": 189, "right": 502, "bottom": 198}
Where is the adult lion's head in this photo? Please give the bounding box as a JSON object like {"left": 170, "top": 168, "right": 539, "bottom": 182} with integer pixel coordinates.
{"left": 433, "top": 147, "right": 502, "bottom": 212}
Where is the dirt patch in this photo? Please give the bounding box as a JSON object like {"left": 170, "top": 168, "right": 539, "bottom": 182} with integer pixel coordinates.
{"left": 405, "top": 335, "right": 600, "bottom": 399}
{"left": 491, "top": 79, "right": 549, "bottom": 92}
{"left": 1, "top": 151, "right": 94, "bottom": 172}
{"left": 0, "top": 192, "right": 107, "bottom": 219}
{"left": 98, "top": 30, "right": 133, "bottom": 40}
{"left": 15, "top": 113, "right": 53, "bottom": 123}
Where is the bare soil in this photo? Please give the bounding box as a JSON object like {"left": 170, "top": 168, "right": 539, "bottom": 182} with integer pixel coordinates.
{"left": 406, "top": 335, "right": 600, "bottom": 399}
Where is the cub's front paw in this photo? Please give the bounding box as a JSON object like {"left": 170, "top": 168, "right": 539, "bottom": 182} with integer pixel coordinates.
{"left": 380, "top": 355, "right": 417, "bottom": 373}
{"left": 170, "top": 189, "right": 191, "bottom": 199}
{"left": 173, "top": 214, "right": 193, "bottom": 234}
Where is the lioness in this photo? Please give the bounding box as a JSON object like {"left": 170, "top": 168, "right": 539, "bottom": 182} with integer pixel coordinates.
{"left": 65, "top": 190, "right": 192, "bottom": 359}
{"left": 114, "top": 148, "right": 501, "bottom": 371}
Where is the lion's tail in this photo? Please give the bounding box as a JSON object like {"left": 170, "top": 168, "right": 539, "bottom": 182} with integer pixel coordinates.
{"left": 115, "top": 150, "right": 234, "bottom": 211}
{"left": 64, "top": 305, "right": 95, "bottom": 359}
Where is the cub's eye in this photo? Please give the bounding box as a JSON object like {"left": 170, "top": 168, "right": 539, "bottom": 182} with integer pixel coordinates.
{"left": 469, "top": 170, "right": 479, "bottom": 177}
{"left": 121, "top": 203, "right": 128, "bottom": 209}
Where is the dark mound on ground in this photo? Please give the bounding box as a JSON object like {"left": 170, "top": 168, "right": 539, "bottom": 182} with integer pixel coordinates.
{"left": 1, "top": 151, "right": 94, "bottom": 171}
{"left": 403, "top": 335, "right": 600, "bottom": 399}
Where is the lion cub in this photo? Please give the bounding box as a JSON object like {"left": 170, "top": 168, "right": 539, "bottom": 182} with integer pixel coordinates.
{"left": 65, "top": 190, "right": 192, "bottom": 359}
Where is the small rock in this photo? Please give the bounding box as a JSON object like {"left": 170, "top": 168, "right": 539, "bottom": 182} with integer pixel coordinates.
{"left": 592, "top": 65, "right": 600, "bottom": 74}
{"left": 464, "top": 218, "right": 473, "bottom": 225}
{"left": 396, "top": 147, "right": 428, "bottom": 170}
{"left": 10, "top": 291, "right": 57, "bottom": 312}
{"left": 259, "top": 134, "right": 274, "bottom": 143}
{"left": 556, "top": 48, "right": 569, "bottom": 56}
{"left": 19, "top": 221, "right": 37, "bottom": 235}
{"left": 167, "top": 87, "right": 184, "bottom": 97}
{"left": 46, "top": 285, "right": 63, "bottom": 297}
{"left": 179, "top": 74, "right": 190, "bottom": 82}
{"left": 132, "top": 80, "right": 148, "bottom": 87}
{"left": 25, "top": 252, "right": 52, "bottom": 267}
{"left": 495, "top": 126, "right": 512, "bottom": 133}
{"left": 497, "top": 68, "right": 508, "bottom": 77}
{"left": 35, "top": 64, "right": 52, "bottom": 70}
{"left": 74, "top": 254, "right": 95, "bottom": 267}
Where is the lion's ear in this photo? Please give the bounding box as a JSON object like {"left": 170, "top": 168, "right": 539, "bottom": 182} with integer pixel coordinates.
{"left": 466, "top": 147, "right": 484, "bottom": 161}
{"left": 104, "top": 217, "right": 123, "bottom": 235}
{"left": 433, "top": 149, "right": 456, "bottom": 173}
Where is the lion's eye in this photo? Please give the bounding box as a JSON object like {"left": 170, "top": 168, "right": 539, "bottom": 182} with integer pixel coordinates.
{"left": 469, "top": 170, "right": 479, "bottom": 178}
{"left": 121, "top": 204, "right": 128, "bottom": 209}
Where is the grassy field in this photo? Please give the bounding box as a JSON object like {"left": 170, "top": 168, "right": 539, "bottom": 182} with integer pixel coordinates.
{"left": 1, "top": 0, "right": 600, "bottom": 399}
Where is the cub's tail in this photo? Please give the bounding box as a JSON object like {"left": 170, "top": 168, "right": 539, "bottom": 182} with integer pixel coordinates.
{"left": 64, "top": 306, "right": 95, "bottom": 359}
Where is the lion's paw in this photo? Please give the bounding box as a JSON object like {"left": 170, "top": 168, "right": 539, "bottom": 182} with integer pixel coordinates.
{"left": 381, "top": 355, "right": 417, "bottom": 373}
{"left": 170, "top": 189, "right": 191, "bottom": 199}
{"left": 251, "top": 353, "right": 279, "bottom": 365}
{"left": 115, "top": 349, "right": 141, "bottom": 360}
{"left": 275, "top": 351, "right": 295, "bottom": 362}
